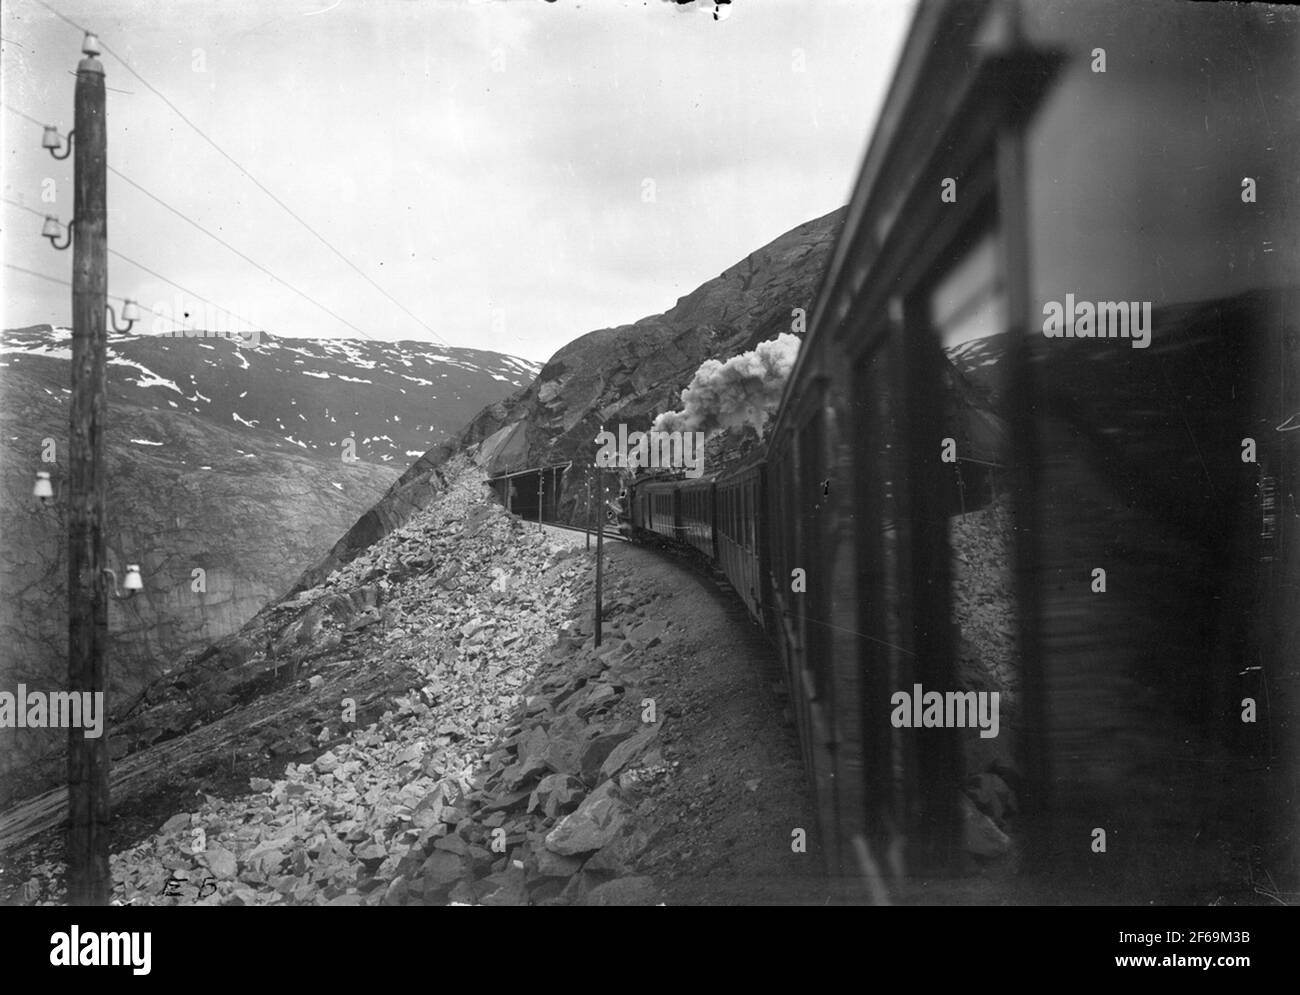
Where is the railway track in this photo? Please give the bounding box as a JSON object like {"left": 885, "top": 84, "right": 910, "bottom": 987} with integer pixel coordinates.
{"left": 535, "top": 518, "right": 628, "bottom": 543}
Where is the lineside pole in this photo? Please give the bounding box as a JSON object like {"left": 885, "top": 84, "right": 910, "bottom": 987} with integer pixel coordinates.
{"left": 67, "top": 42, "right": 110, "bottom": 907}
{"left": 594, "top": 440, "right": 604, "bottom": 648}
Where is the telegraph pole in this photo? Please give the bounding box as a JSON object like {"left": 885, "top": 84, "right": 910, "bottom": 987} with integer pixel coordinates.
{"left": 66, "top": 37, "right": 110, "bottom": 906}
{"left": 594, "top": 443, "right": 604, "bottom": 649}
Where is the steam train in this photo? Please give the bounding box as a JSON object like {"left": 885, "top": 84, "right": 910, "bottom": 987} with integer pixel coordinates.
{"left": 626, "top": 0, "right": 1299, "bottom": 903}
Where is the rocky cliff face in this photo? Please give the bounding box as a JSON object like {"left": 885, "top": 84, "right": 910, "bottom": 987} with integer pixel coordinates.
{"left": 295, "top": 207, "right": 848, "bottom": 589}
{"left": 472, "top": 206, "right": 846, "bottom": 472}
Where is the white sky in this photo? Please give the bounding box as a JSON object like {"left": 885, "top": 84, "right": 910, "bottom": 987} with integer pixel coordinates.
{"left": 1, "top": 0, "right": 915, "bottom": 362}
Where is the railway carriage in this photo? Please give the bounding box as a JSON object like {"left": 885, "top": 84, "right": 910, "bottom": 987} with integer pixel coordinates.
{"left": 630, "top": 474, "right": 717, "bottom": 556}
{"left": 677, "top": 476, "right": 718, "bottom": 560}
{"left": 714, "top": 456, "right": 766, "bottom": 623}
{"left": 787, "top": 0, "right": 1298, "bottom": 898}
{"left": 626, "top": 0, "right": 1299, "bottom": 903}
{"left": 634, "top": 477, "right": 680, "bottom": 542}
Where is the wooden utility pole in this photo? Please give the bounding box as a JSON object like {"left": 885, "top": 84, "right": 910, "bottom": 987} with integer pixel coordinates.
{"left": 594, "top": 455, "right": 604, "bottom": 649}
{"left": 585, "top": 474, "right": 592, "bottom": 550}
{"left": 66, "top": 41, "right": 110, "bottom": 906}
{"left": 537, "top": 468, "right": 544, "bottom": 531}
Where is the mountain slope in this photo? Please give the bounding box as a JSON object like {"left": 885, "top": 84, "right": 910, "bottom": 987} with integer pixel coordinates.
{"left": 0, "top": 328, "right": 541, "bottom": 465}
{"left": 0, "top": 330, "right": 538, "bottom": 803}
{"left": 0, "top": 366, "right": 404, "bottom": 804}
{"left": 295, "top": 207, "right": 849, "bottom": 588}
{"left": 0, "top": 207, "right": 846, "bottom": 809}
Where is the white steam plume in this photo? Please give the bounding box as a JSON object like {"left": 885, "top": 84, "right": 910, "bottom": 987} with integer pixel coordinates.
{"left": 651, "top": 332, "right": 801, "bottom": 438}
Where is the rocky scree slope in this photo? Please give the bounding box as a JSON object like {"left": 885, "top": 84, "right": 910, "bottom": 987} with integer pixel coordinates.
{"left": 9, "top": 461, "right": 664, "bottom": 905}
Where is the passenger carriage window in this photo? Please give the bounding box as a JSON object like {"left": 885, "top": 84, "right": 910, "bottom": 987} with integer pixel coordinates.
{"left": 744, "top": 479, "right": 751, "bottom": 549}
{"left": 766, "top": 482, "right": 776, "bottom": 568}
{"left": 783, "top": 454, "right": 796, "bottom": 603}
{"left": 906, "top": 205, "right": 1021, "bottom": 827}
{"left": 745, "top": 481, "right": 753, "bottom": 550}
{"left": 853, "top": 340, "right": 903, "bottom": 848}
{"left": 747, "top": 479, "right": 756, "bottom": 549}
{"left": 743, "top": 478, "right": 754, "bottom": 543}
{"left": 928, "top": 226, "right": 1006, "bottom": 354}
{"left": 798, "top": 408, "right": 829, "bottom": 706}
{"left": 924, "top": 215, "right": 1013, "bottom": 507}
{"left": 772, "top": 465, "right": 783, "bottom": 588}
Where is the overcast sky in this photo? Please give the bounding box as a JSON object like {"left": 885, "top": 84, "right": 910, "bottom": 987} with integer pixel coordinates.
{"left": 1, "top": 0, "right": 915, "bottom": 362}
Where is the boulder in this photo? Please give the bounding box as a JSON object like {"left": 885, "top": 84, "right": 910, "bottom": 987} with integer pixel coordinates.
{"left": 578, "top": 724, "right": 637, "bottom": 782}
{"left": 418, "top": 850, "right": 465, "bottom": 895}
{"left": 599, "top": 725, "right": 660, "bottom": 781}
{"left": 528, "top": 773, "right": 586, "bottom": 820}
{"left": 585, "top": 823, "right": 654, "bottom": 875}
{"left": 532, "top": 847, "right": 585, "bottom": 879}
{"left": 200, "top": 844, "right": 237, "bottom": 879}
{"left": 544, "top": 782, "right": 632, "bottom": 856}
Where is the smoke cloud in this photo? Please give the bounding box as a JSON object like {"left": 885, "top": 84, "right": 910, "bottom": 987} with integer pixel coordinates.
{"left": 652, "top": 332, "right": 801, "bottom": 438}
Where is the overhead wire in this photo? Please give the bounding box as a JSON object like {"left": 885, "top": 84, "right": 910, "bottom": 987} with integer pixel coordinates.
{"left": 3, "top": 110, "right": 359, "bottom": 338}
{"left": 3, "top": 196, "right": 256, "bottom": 333}
{"left": 28, "top": 0, "right": 453, "bottom": 348}
{"left": 4, "top": 261, "right": 189, "bottom": 332}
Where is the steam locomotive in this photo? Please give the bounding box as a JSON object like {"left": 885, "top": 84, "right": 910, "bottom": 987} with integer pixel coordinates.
{"left": 627, "top": 0, "right": 1299, "bottom": 903}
